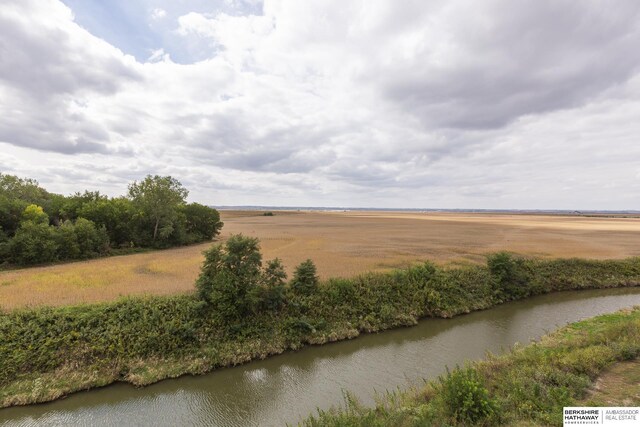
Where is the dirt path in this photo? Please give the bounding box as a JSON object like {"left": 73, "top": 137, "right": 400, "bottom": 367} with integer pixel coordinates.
{"left": 582, "top": 359, "right": 640, "bottom": 406}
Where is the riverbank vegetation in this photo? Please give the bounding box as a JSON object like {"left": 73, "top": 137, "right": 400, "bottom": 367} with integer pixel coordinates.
{"left": 303, "top": 307, "right": 640, "bottom": 426}
{"left": 0, "top": 173, "right": 222, "bottom": 266}
{"left": 1, "top": 236, "right": 640, "bottom": 408}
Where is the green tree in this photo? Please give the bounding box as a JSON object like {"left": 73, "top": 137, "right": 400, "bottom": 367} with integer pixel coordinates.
{"left": 73, "top": 218, "right": 109, "bottom": 258}
{"left": 128, "top": 175, "right": 188, "bottom": 244}
{"left": 78, "top": 197, "right": 135, "bottom": 247}
{"left": 291, "top": 259, "right": 319, "bottom": 295}
{"left": 58, "top": 191, "right": 106, "bottom": 222}
{"left": 183, "top": 203, "right": 223, "bottom": 242}
{"left": 252, "top": 258, "right": 288, "bottom": 311}
{"left": 0, "top": 195, "right": 28, "bottom": 236}
{"left": 196, "top": 234, "right": 263, "bottom": 320}
{"left": 0, "top": 173, "right": 49, "bottom": 205}
{"left": 0, "top": 227, "right": 9, "bottom": 262}
{"left": 9, "top": 221, "right": 58, "bottom": 265}
{"left": 54, "top": 221, "right": 80, "bottom": 260}
{"left": 487, "top": 252, "right": 530, "bottom": 299}
{"left": 21, "top": 204, "right": 49, "bottom": 225}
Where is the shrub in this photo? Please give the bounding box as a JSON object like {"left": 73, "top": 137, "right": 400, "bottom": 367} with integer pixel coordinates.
{"left": 8, "top": 221, "right": 58, "bottom": 265}
{"left": 21, "top": 204, "right": 49, "bottom": 225}
{"left": 291, "top": 259, "right": 319, "bottom": 295}
{"left": 54, "top": 220, "right": 81, "bottom": 260}
{"left": 487, "top": 252, "right": 530, "bottom": 299}
{"left": 72, "top": 218, "right": 109, "bottom": 258}
{"left": 183, "top": 203, "right": 223, "bottom": 242}
{"left": 438, "top": 366, "right": 497, "bottom": 425}
{"left": 256, "top": 258, "right": 288, "bottom": 311}
{"left": 196, "top": 235, "right": 263, "bottom": 320}
{"left": 197, "top": 236, "right": 294, "bottom": 317}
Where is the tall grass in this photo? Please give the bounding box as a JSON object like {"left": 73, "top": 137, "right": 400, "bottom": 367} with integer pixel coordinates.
{"left": 303, "top": 307, "right": 640, "bottom": 426}
{"left": 1, "top": 254, "right": 640, "bottom": 407}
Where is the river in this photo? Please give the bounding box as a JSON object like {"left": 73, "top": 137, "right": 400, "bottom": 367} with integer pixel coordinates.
{"left": 2, "top": 287, "right": 640, "bottom": 426}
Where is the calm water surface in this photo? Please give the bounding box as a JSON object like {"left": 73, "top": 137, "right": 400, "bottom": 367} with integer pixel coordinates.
{"left": 2, "top": 287, "right": 640, "bottom": 426}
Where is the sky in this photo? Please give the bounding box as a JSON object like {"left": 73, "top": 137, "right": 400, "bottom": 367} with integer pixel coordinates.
{"left": 1, "top": 0, "right": 639, "bottom": 209}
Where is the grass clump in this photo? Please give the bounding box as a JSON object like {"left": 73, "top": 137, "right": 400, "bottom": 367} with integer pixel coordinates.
{"left": 438, "top": 366, "right": 498, "bottom": 425}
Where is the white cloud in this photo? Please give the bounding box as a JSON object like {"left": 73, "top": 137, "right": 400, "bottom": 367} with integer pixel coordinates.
{"left": 1, "top": 0, "right": 639, "bottom": 209}
{"left": 151, "top": 8, "right": 167, "bottom": 21}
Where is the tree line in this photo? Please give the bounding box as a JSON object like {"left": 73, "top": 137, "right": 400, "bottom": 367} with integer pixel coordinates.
{"left": 0, "top": 173, "right": 223, "bottom": 266}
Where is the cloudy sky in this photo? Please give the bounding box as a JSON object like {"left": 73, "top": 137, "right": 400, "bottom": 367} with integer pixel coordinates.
{"left": 1, "top": 0, "right": 639, "bottom": 209}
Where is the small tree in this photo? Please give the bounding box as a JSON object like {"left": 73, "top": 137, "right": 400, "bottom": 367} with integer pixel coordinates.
{"left": 128, "top": 175, "right": 188, "bottom": 244}
{"left": 196, "top": 234, "right": 263, "bottom": 320}
{"left": 54, "top": 220, "right": 80, "bottom": 260}
{"left": 73, "top": 218, "right": 109, "bottom": 258}
{"left": 291, "top": 259, "right": 319, "bottom": 295}
{"left": 487, "top": 252, "right": 529, "bottom": 299}
{"left": 22, "top": 204, "right": 49, "bottom": 225}
{"left": 9, "top": 221, "right": 58, "bottom": 265}
{"left": 183, "top": 203, "right": 223, "bottom": 242}
{"left": 255, "top": 258, "right": 288, "bottom": 311}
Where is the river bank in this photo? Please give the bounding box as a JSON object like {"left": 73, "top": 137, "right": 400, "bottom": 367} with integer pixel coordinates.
{"left": 304, "top": 306, "right": 640, "bottom": 426}
{"left": 2, "top": 288, "right": 640, "bottom": 425}
{"left": 1, "top": 254, "right": 640, "bottom": 409}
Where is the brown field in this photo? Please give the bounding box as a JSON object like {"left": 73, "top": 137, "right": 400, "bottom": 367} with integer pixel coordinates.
{"left": 1, "top": 210, "right": 640, "bottom": 310}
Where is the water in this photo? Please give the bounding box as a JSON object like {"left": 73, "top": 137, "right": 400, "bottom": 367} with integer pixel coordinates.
{"left": 2, "top": 287, "right": 640, "bottom": 426}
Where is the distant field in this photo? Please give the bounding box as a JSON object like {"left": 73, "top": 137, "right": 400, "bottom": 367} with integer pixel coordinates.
{"left": 2, "top": 210, "right": 640, "bottom": 310}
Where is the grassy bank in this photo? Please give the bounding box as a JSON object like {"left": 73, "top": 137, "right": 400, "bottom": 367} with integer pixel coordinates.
{"left": 2, "top": 252, "right": 640, "bottom": 408}
{"left": 303, "top": 307, "right": 640, "bottom": 426}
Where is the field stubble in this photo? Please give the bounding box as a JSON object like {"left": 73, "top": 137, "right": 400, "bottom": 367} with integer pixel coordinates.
{"left": 1, "top": 210, "right": 639, "bottom": 310}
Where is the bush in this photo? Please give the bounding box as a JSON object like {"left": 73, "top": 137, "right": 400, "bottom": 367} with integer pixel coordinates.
{"left": 291, "top": 259, "right": 319, "bottom": 295}
{"left": 487, "top": 252, "right": 530, "bottom": 299}
{"left": 54, "top": 221, "right": 81, "bottom": 260}
{"left": 196, "top": 235, "right": 264, "bottom": 320}
{"left": 255, "top": 258, "right": 288, "bottom": 311}
{"left": 183, "top": 203, "right": 223, "bottom": 242}
{"left": 73, "top": 218, "right": 109, "bottom": 258}
{"left": 21, "top": 204, "right": 49, "bottom": 225}
{"left": 438, "top": 366, "right": 497, "bottom": 425}
{"left": 8, "top": 221, "right": 58, "bottom": 265}
{"left": 197, "top": 236, "right": 294, "bottom": 318}
{"left": 0, "top": 228, "right": 8, "bottom": 262}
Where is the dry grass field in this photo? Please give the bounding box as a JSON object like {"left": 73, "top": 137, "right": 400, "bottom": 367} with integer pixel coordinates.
{"left": 2, "top": 210, "right": 640, "bottom": 310}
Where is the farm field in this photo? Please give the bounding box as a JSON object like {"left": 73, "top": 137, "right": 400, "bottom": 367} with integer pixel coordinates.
{"left": 1, "top": 210, "right": 640, "bottom": 310}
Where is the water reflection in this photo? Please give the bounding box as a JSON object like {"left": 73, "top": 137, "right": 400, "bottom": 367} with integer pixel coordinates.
{"left": 3, "top": 287, "right": 640, "bottom": 427}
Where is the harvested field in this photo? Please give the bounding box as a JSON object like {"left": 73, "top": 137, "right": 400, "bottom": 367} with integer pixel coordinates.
{"left": 1, "top": 210, "right": 640, "bottom": 310}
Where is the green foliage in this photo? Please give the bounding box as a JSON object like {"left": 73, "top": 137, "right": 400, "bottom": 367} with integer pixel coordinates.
{"left": 0, "top": 195, "right": 28, "bottom": 237}
{"left": 77, "top": 196, "right": 134, "bottom": 247}
{"left": 0, "top": 174, "right": 49, "bottom": 207}
{"left": 21, "top": 204, "right": 49, "bottom": 225}
{"left": 8, "top": 221, "right": 58, "bottom": 265}
{"left": 197, "top": 236, "right": 290, "bottom": 318}
{"left": 255, "top": 258, "right": 288, "bottom": 311}
{"left": 487, "top": 251, "right": 530, "bottom": 300}
{"left": 196, "top": 234, "right": 263, "bottom": 320}
{"left": 54, "top": 221, "right": 81, "bottom": 260}
{"left": 128, "top": 175, "right": 189, "bottom": 244}
{"left": 0, "top": 173, "right": 223, "bottom": 266}
{"left": 72, "top": 218, "right": 109, "bottom": 258}
{"left": 183, "top": 203, "right": 223, "bottom": 242}
{"left": 292, "top": 259, "right": 319, "bottom": 295}
{"left": 263, "top": 211, "right": 274, "bottom": 216}
{"left": 3, "top": 238, "right": 640, "bottom": 409}
{"left": 438, "top": 366, "right": 497, "bottom": 424}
